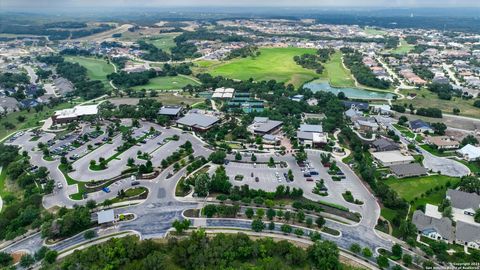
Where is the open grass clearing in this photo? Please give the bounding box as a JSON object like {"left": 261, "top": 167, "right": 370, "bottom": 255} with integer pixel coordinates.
{"left": 145, "top": 33, "right": 179, "bottom": 52}
{"left": 318, "top": 51, "right": 356, "bottom": 88}
{"left": 132, "top": 75, "right": 200, "bottom": 91}
{"left": 364, "top": 27, "right": 387, "bottom": 36}
{"left": 384, "top": 175, "right": 460, "bottom": 203}
{"left": 419, "top": 144, "right": 456, "bottom": 157}
{"left": 196, "top": 47, "right": 319, "bottom": 88}
{"left": 389, "top": 39, "right": 414, "bottom": 55}
{"left": 394, "top": 88, "right": 480, "bottom": 119}
{"left": 0, "top": 102, "right": 73, "bottom": 141}
{"left": 392, "top": 124, "right": 415, "bottom": 139}
{"left": 64, "top": 56, "right": 114, "bottom": 89}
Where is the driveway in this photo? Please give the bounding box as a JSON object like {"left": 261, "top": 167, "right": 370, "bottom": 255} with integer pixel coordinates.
{"left": 419, "top": 148, "right": 470, "bottom": 177}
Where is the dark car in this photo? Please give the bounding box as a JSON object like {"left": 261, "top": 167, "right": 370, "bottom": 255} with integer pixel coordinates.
{"left": 255, "top": 177, "right": 259, "bottom": 182}
{"left": 131, "top": 181, "right": 140, "bottom": 186}
{"left": 310, "top": 171, "right": 319, "bottom": 175}
{"left": 224, "top": 160, "right": 230, "bottom": 165}
{"left": 306, "top": 178, "right": 314, "bottom": 182}
{"left": 303, "top": 172, "right": 311, "bottom": 177}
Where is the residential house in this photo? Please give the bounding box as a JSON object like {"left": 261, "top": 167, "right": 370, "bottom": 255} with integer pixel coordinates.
{"left": 371, "top": 138, "right": 400, "bottom": 152}
{"left": 409, "top": 119, "right": 433, "bottom": 133}
{"left": 389, "top": 163, "right": 428, "bottom": 178}
{"left": 425, "top": 136, "right": 460, "bottom": 150}
{"left": 342, "top": 101, "right": 369, "bottom": 111}
{"left": 457, "top": 144, "right": 480, "bottom": 161}
{"left": 412, "top": 210, "right": 454, "bottom": 242}
{"left": 353, "top": 117, "right": 379, "bottom": 132}
{"left": 0, "top": 96, "right": 19, "bottom": 113}
{"left": 455, "top": 221, "right": 480, "bottom": 249}
{"left": 446, "top": 189, "right": 480, "bottom": 217}
{"left": 371, "top": 104, "right": 393, "bottom": 116}
{"left": 371, "top": 150, "right": 414, "bottom": 166}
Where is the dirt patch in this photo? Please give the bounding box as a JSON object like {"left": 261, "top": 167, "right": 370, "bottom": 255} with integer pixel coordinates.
{"left": 11, "top": 250, "right": 27, "bottom": 264}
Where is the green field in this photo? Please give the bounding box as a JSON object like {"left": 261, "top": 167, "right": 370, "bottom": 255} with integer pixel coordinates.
{"left": 392, "top": 124, "right": 415, "bottom": 139}
{"left": 65, "top": 56, "right": 114, "bottom": 89}
{"left": 394, "top": 88, "right": 480, "bottom": 119}
{"left": 145, "top": 33, "right": 178, "bottom": 52}
{"left": 0, "top": 102, "right": 73, "bottom": 141}
{"left": 364, "top": 27, "right": 387, "bottom": 36}
{"left": 319, "top": 51, "right": 356, "bottom": 88}
{"left": 197, "top": 47, "right": 319, "bottom": 88}
{"left": 132, "top": 75, "right": 200, "bottom": 91}
{"left": 389, "top": 39, "right": 414, "bottom": 55}
{"left": 384, "top": 175, "right": 460, "bottom": 202}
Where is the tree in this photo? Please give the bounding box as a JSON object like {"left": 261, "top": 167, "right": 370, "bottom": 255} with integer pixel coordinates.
{"left": 294, "top": 228, "right": 304, "bottom": 237}
{"left": 245, "top": 208, "right": 254, "bottom": 219}
{"left": 475, "top": 209, "right": 480, "bottom": 223}
{"left": 203, "top": 204, "right": 217, "bottom": 218}
{"left": 251, "top": 219, "right": 265, "bottom": 232}
{"left": 315, "top": 216, "right": 325, "bottom": 228}
{"left": 256, "top": 208, "right": 265, "bottom": 218}
{"left": 402, "top": 254, "right": 412, "bottom": 267}
{"left": 194, "top": 173, "right": 210, "bottom": 197}
{"left": 308, "top": 240, "right": 340, "bottom": 270}
{"left": 280, "top": 224, "right": 292, "bottom": 234}
{"left": 251, "top": 154, "right": 257, "bottom": 162}
{"left": 392, "top": 243, "right": 403, "bottom": 258}
{"left": 84, "top": 230, "right": 96, "bottom": 239}
{"left": 86, "top": 199, "right": 97, "bottom": 209}
{"left": 235, "top": 152, "right": 242, "bottom": 160}
{"left": 288, "top": 169, "right": 294, "bottom": 182}
{"left": 306, "top": 217, "right": 313, "bottom": 228}
{"left": 34, "top": 246, "right": 50, "bottom": 261}
{"left": 0, "top": 252, "right": 12, "bottom": 267}
{"left": 172, "top": 219, "right": 191, "bottom": 234}
{"left": 350, "top": 243, "right": 361, "bottom": 253}
{"left": 423, "top": 260, "right": 435, "bottom": 270}
{"left": 268, "top": 157, "right": 275, "bottom": 167}
{"left": 458, "top": 176, "right": 480, "bottom": 194}
{"left": 297, "top": 211, "right": 305, "bottom": 223}
{"left": 362, "top": 247, "right": 373, "bottom": 257}
{"left": 267, "top": 208, "right": 276, "bottom": 220}
{"left": 268, "top": 221, "right": 275, "bottom": 230}
{"left": 19, "top": 254, "right": 35, "bottom": 268}
{"left": 399, "top": 220, "right": 416, "bottom": 240}
{"left": 208, "top": 150, "right": 226, "bottom": 164}
{"left": 461, "top": 135, "right": 478, "bottom": 146}
{"left": 44, "top": 250, "right": 58, "bottom": 264}
{"left": 309, "top": 231, "right": 322, "bottom": 242}
{"left": 377, "top": 255, "right": 389, "bottom": 269}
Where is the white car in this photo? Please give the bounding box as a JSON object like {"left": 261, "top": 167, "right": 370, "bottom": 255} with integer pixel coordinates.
{"left": 57, "top": 182, "right": 63, "bottom": 189}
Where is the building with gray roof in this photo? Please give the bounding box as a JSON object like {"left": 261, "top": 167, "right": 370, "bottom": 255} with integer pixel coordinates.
{"left": 176, "top": 112, "right": 219, "bottom": 132}
{"left": 250, "top": 117, "right": 283, "bottom": 135}
{"left": 53, "top": 77, "right": 74, "bottom": 96}
{"left": 371, "top": 138, "right": 400, "bottom": 152}
{"left": 0, "top": 96, "right": 19, "bottom": 114}
{"left": 455, "top": 221, "right": 480, "bottom": 249}
{"left": 412, "top": 210, "right": 454, "bottom": 242}
{"left": 158, "top": 105, "right": 183, "bottom": 118}
{"left": 96, "top": 209, "right": 115, "bottom": 224}
{"left": 389, "top": 163, "right": 428, "bottom": 178}
{"left": 299, "top": 124, "right": 323, "bottom": 133}
{"left": 446, "top": 189, "right": 480, "bottom": 216}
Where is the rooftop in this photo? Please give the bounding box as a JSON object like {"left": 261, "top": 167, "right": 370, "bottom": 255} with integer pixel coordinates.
{"left": 176, "top": 113, "right": 219, "bottom": 129}
{"left": 97, "top": 209, "right": 115, "bottom": 224}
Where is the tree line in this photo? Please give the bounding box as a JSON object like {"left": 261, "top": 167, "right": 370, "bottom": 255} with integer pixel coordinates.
{"left": 341, "top": 48, "right": 391, "bottom": 89}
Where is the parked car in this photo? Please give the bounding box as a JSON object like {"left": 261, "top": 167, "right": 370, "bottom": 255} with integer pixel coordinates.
{"left": 224, "top": 160, "right": 230, "bottom": 165}
{"left": 102, "top": 187, "right": 111, "bottom": 193}
{"left": 310, "top": 170, "right": 319, "bottom": 175}
{"left": 306, "top": 178, "right": 314, "bottom": 182}
{"left": 303, "top": 172, "right": 311, "bottom": 177}
{"left": 57, "top": 182, "right": 63, "bottom": 189}
{"left": 131, "top": 181, "right": 140, "bottom": 186}
{"left": 255, "top": 177, "right": 259, "bottom": 182}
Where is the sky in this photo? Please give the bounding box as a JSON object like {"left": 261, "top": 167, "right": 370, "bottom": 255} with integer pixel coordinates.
{"left": 1, "top": 0, "right": 479, "bottom": 9}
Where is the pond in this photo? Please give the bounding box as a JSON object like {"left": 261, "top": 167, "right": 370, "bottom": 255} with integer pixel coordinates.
{"left": 303, "top": 80, "right": 395, "bottom": 100}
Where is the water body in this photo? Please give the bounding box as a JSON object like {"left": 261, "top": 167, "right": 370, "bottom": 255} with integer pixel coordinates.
{"left": 303, "top": 80, "right": 395, "bottom": 100}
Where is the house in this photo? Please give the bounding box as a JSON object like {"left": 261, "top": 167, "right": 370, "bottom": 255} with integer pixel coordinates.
{"left": 158, "top": 105, "right": 183, "bottom": 119}
{"left": 53, "top": 77, "right": 74, "bottom": 96}
{"left": 371, "top": 150, "right": 415, "bottom": 166}
{"left": 342, "top": 101, "right": 369, "bottom": 111}
{"left": 409, "top": 119, "right": 433, "bottom": 133}
{"left": 371, "top": 104, "right": 393, "bottom": 116}
{"left": 389, "top": 163, "right": 428, "bottom": 178}
{"left": 249, "top": 117, "right": 283, "bottom": 135}
{"left": 96, "top": 209, "right": 115, "bottom": 225}
{"left": 296, "top": 131, "right": 328, "bottom": 148}
{"left": 52, "top": 105, "right": 98, "bottom": 125}
{"left": 457, "top": 144, "right": 480, "bottom": 161}
{"left": 176, "top": 112, "right": 219, "bottom": 132}
{"left": 455, "top": 221, "right": 480, "bottom": 249}
{"left": 425, "top": 136, "right": 460, "bottom": 150}
{"left": 290, "top": 95, "right": 304, "bottom": 102}
{"left": 412, "top": 210, "right": 454, "bottom": 243}
{"left": 0, "top": 96, "right": 19, "bottom": 113}
{"left": 446, "top": 189, "right": 480, "bottom": 217}
{"left": 354, "top": 118, "right": 379, "bottom": 132}
{"left": 345, "top": 108, "right": 362, "bottom": 119}
{"left": 299, "top": 124, "right": 323, "bottom": 133}
{"left": 371, "top": 138, "right": 399, "bottom": 152}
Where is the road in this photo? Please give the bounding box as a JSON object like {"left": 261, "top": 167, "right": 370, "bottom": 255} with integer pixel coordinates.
{"left": 23, "top": 65, "right": 38, "bottom": 84}
{"left": 2, "top": 122, "right": 397, "bottom": 263}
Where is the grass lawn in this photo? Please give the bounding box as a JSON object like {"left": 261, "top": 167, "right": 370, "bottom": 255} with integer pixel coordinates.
{"left": 197, "top": 47, "right": 319, "bottom": 88}
{"left": 389, "top": 39, "right": 414, "bottom": 55}
{"left": 392, "top": 124, "right": 415, "bottom": 139}
{"left": 419, "top": 144, "right": 456, "bottom": 157}
{"left": 59, "top": 164, "right": 86, "bottom": 200}
{"left": 0, "top": 102, "right": 72, "bottom": 141}
{"left": 65, "top": 56, "right": 114, "bottom": 89}
{"left": 384, "top": 175, "right": 460, "bottom": 203}
{"left": 394, "top": 88, "right": 480, "bottom": 119}
{"left": 132, "top": 75, "right": 200, "bottom": 91}
{"left": 154, "top": 93, "right": 205, "bottom": 106}
{"left": 0, "top": 167, "right": 8, "bottom": 198}
{"left": 364, "top": 27, "right": 387, "bottom": 36}
{"left": 319, "top": 51, "right": 356, "bottom": 88}
{"left": 145, "top": 33, "right": 178, "bottom": 52}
